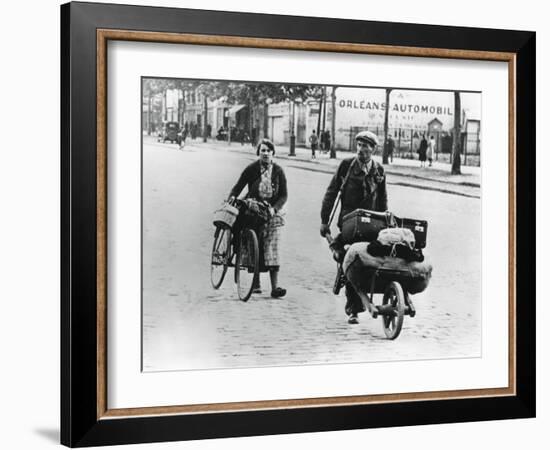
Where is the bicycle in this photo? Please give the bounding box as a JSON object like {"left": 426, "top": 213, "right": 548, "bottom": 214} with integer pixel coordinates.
{"left": 210, "top": 198, "right": 262, "bottom": 302}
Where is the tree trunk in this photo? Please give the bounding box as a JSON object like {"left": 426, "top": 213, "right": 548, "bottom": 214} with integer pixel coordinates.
{"left": 147, "top": 95, "right": 152, "bottom": 135}
{"left": 451, "top": 91, "right": 462, "bottom": 174}
{"left": 322, "top": 86, "right": 327, "bottom": 135}
{"left": 382, "top": 88, "right": 392, "bottom": 164}
{"left": 163, "top": 89, "right": 167, "bottom": 121}
{"left": 203, "top": 94, "right": 208, "bottom": 142}
{"left": 263, "top": 103, "right": 269, "bottom": 140}
{"left": 180, "top": 89, "right": 186, "bottom": 127}
{"left": 330, "top": 86, "right": 337, "bottom": 158}
{"left": 248, "top": 97, "right": 253, "bottom": 139}
{"left": 316, "top": 91, "right": 323, "bottom": 138}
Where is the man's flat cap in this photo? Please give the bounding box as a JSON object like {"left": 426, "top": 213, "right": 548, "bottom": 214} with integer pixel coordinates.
{"left": 355, "top": 130, "right": 379, "bottom": 146}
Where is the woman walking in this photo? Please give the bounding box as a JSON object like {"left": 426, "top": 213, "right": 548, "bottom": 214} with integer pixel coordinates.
{"left": 418, "top": 134, "right": 428, "bottom": 168}
{"left": 427, "top": 135, "right": 436, "bottom": 167}
{"left": 228, "top": 139, "right": 288, "bottom": 298}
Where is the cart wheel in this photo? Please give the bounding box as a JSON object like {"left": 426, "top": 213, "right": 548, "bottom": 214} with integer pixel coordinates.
{"left": 381, "top": 281, "right": 405, "bottom": 339}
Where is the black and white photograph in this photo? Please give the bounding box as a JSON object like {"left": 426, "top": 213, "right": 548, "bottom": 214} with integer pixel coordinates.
{"left": 141, "top": 77, "right": 482, "bottom": 372}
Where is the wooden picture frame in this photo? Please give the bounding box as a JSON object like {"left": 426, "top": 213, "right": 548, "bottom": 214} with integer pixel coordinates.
{"left": 61, "top": 1, "right": 535, "bottom": 446}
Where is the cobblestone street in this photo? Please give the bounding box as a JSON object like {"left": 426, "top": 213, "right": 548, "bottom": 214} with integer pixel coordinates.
{"left": 142, "top": 137, "right": 481, "bottom": 371}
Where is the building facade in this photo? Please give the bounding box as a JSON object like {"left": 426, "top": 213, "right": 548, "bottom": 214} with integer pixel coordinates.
{"left": 144, "top": 84, "right": 481, "bottom": 163}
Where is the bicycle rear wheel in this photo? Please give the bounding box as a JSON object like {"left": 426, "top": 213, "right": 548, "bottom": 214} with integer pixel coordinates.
{"left": 210, "top": 226, "right": 232, "bottom": 289}
{"left": 235, "top": 228, "right": 259, "bottom": 301}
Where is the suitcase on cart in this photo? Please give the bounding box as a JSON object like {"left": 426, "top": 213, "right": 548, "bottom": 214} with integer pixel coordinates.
{"left": 394, "top": 216, "right": 428, "bottom": 249}
{"left": 341, "top": 209, "right": 396, "bottom": 244}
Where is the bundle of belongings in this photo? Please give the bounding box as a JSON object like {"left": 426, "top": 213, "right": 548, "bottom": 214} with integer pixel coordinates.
{"left": 238, "top": 198, "right": 270, "bottom": 229}
{"left": 342, "top": 226, "right": 432, "bottom": 295}
{"left": 343, "top": 241, "right": 432, "bottom": 295}
{"left": 367, "top": 227, "right": 425, "bottom": 262}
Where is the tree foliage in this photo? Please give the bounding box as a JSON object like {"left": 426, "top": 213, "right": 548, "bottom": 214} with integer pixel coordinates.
{"left": 144, "top": 78, "right": 324, "bottom": 106}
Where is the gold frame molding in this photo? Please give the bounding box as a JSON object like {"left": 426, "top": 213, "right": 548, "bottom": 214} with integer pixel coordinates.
{"left": 96, "top": 29, "right": 517, "bottom": 420}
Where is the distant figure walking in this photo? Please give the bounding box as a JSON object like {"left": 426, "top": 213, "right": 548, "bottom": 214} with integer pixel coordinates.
{"left": 387, "top": 135, "right": 395, "bottom": 163}
{"left": 178, "top": 126, "right": 188, "bottom": 150}
{"left": 309, "top": 130, "right": 319, "bottom": 159}
{"left": 418, "top": 135, "right": 428, "bottom": 168}
{"left": 427, "top": 135, "right": 436, "bottom": 167}
{"left": 323, "top": 130, "right": 331, "bottom": 153}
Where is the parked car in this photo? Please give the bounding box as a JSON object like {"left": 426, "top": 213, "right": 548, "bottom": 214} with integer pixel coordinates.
{"left": 160, "top": 121, "right": 180, "bottom": 144}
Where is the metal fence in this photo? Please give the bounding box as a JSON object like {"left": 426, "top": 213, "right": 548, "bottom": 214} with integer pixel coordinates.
{"left": 349, "top": 126, "right": 481, "bottom": 167}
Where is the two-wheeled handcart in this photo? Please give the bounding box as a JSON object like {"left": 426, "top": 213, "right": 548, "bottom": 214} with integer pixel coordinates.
{"left": 326, "top": 228, "right": 432, "bottom": 340}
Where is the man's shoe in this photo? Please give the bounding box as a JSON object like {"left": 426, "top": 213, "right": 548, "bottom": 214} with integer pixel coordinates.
{"left": 271, "top": 287, "right": 287, "bottom": 298}
{"left": 348, "top": 314, "right": 359, "bottom": 325}
{"left": 252, "top": 287, "right": 262, "bottom": 294}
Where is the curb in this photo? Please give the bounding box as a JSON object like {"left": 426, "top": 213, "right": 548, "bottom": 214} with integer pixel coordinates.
{"left": 203, "top": 140, "right": 480, "bottom": 188}
{"left": 150, "top": 137, "right": 481, "bottom": 198}
{"left": 209, "top": 143, "right": 481, "bottom": 196}
{"left": 280, "top": 163, "right": 480, "bottom": 199}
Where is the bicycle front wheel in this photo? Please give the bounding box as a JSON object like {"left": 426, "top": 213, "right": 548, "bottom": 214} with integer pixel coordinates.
{"left": 235, "top": 228, "right": 259, "bottom": 301}
{"left": 210, "top": 226, "right": 232, "bottom": 289}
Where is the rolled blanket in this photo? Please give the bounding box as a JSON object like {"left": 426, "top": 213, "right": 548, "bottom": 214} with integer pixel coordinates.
{"left": 343, "top": 242, "right": 433, "bottom": 295}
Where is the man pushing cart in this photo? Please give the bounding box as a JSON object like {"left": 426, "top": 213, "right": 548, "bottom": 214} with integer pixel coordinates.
{"left": 320, "top": 131, "right": 432, "bottom": 337}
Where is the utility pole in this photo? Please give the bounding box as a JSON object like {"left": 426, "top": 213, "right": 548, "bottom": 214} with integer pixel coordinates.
{"left": 330, "top": 86, "right": 337, "bottom": 159}
{"left": 451, "top": 91, "right": 462, "bottom": 174}
{"left": 382, "top": 88, "right": 392, "bottom": 164}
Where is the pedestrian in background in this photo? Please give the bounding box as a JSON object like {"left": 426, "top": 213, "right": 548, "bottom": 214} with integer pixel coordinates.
{"left": 418, "top": 134, "right": 428, "bottom": 168}
{"left": 309, "top": 129, "right": 319, "bottom": 159}
{"left": 228, "top": 138, "right": 288, "bottom": 298}
{"left": 178, "top": 125, "right": 188, "bottom": 150}
{"left": 427, "top": 135, "right": 436, "bottom": 167}
{"left": 324, "top": 130, "right": 331, "bottom": 153}
{"left": 309, "top": 130, "right": 319, "bottom": 159}
{"left": 387, "top": 135, "right": 395, "bottom": 163}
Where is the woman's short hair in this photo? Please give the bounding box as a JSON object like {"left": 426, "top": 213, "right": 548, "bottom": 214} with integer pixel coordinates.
{"left": 256, "top": 138, "right": 275, "bottom": 156}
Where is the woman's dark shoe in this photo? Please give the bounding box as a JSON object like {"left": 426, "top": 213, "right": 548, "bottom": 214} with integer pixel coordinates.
{"left": 348, "top": 313, "right": 359, "bottom": 324}
{"left": 271, "top": 287, "right": 287, "bottom": 298}
{"left": 252, "top": 286, "right": 262, "bottom": 294}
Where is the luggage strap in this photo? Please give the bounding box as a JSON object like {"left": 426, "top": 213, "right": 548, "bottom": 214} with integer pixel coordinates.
{"left": 327, "top": 159, "right": 356, "bottom": 228}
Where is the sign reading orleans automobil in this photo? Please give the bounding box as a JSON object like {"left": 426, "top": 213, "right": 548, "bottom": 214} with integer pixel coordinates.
{"left": 338, "top": 99, "right": 453, "bottom": 118}
{"left": 334, "top": 87, "right": 480, "bottom": 132}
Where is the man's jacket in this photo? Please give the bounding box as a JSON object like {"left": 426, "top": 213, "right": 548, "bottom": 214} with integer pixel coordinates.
{"left": 321, "top": 157, "right": 388, "bottom": 228}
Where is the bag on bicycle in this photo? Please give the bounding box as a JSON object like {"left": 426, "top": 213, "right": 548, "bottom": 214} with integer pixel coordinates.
{"left": 240, "top": 199, "right": 270, "bottom": 229}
